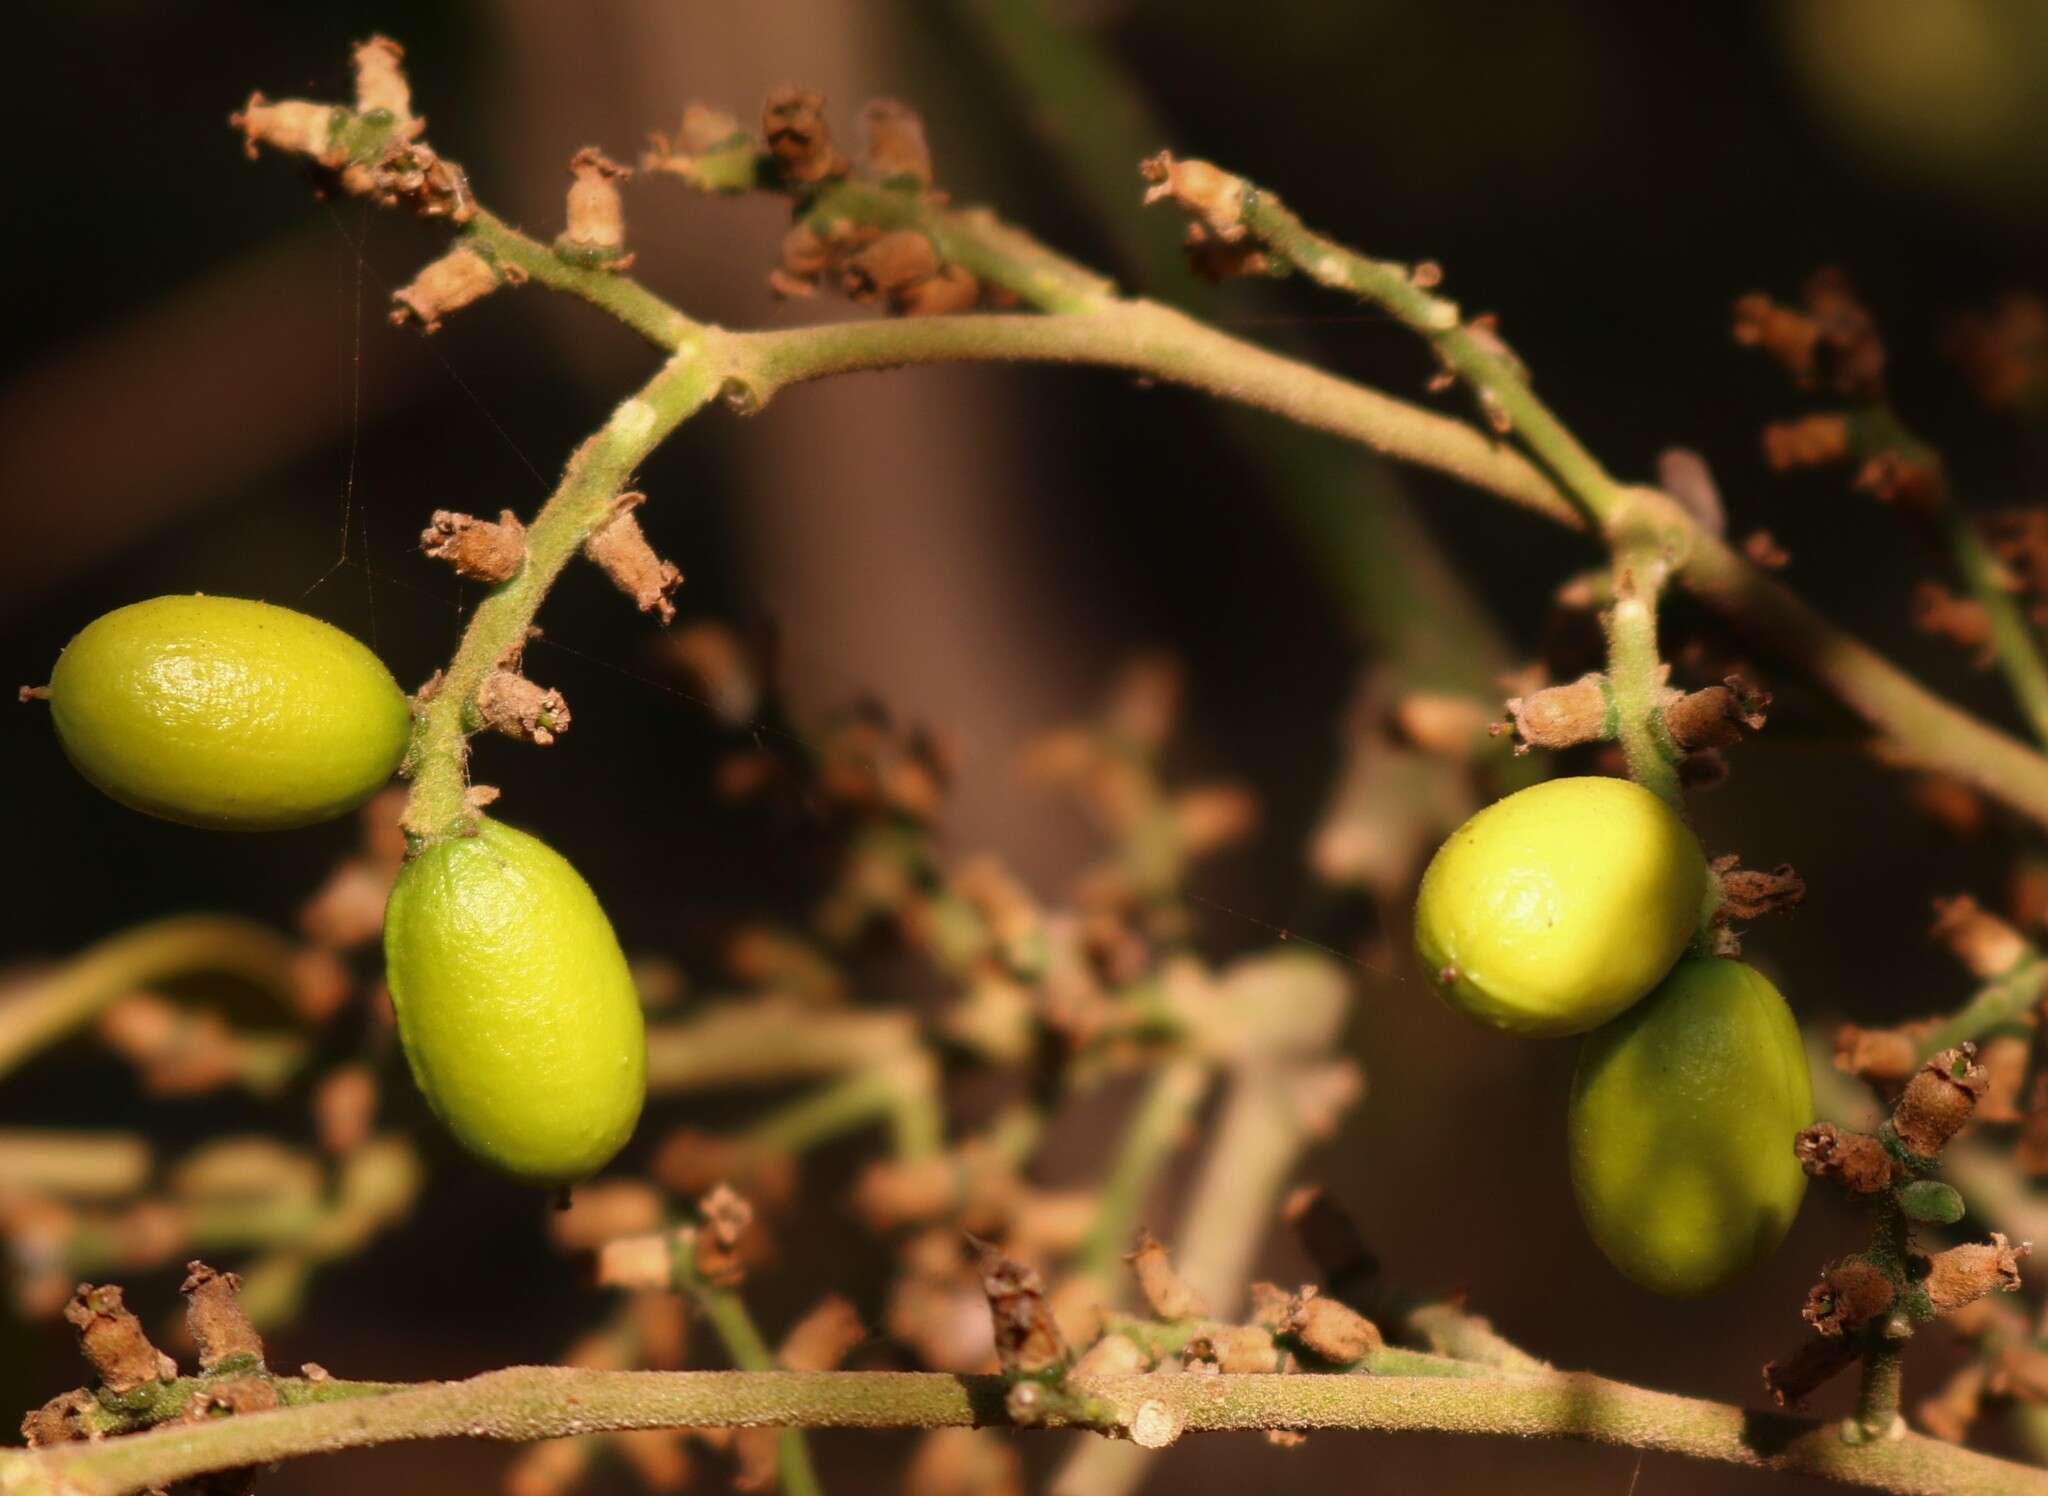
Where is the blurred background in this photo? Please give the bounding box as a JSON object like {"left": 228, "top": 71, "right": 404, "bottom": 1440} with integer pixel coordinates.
{"left": 6, "top": 1, "right": 2048, "bottom": 1492}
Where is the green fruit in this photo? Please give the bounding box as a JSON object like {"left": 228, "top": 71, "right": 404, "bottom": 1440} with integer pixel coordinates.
{"left": 47, "top": 595, "right": 411, "bottom": 831}
{"left": 1414, "top": 776, "right": 1708, "bottom": 1036}
{"left": 1569, "top": 957, "right": 1812, "bottom": 1296}
{"left": 383, "top": 819, "right": 646, "bottom": 1184}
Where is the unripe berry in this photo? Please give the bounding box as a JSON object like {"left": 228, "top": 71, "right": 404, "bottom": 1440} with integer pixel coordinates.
{"left": 383, "top": 820, "right": 646, "bottom": 1184}
{"left": 46, "top": 596, "right": 410, "bottom": 831}
{"left": 1413, "top": 776, "right": 1707, "bottom": 1036}
{"left": 1569, "top": 957, "right": 1812, "bottom": 1296}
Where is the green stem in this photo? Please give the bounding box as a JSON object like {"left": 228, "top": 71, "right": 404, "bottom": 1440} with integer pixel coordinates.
{"left": 1915, "top": 954, "right": 2047, "bottom": 1061}
{"left": 1946, "top": 510, "right": 2048, "bottom": 747}
{"left": 642, "top": 1005, "right": 922, "bottom": 1093}
{"left": 1605, "top": 526, "right": 1684, "bottom": 809}
{"left": 744, "top": 1059, "right": 939, "bottom": 1161}
{"left": 1850, "top": 1343, "right": 1906, "bottom": 1445}
{"left": 1229, "top": 186, "right": 1628, "bottom": 525}
{"left": 0, "top": 917, "right": 305, "bottom": 1082}
{"left": 9, "top": 1367, "right": 2041, "bottom": 1496}
{"left": 1075, "top": 1056, "right": 1211, "bottom": 1287}
{"left": 672, "top": 1244, "right": 825, "bottom": 1496}
{"left": 467, "top": 210, "right": 697, "bottom": 349}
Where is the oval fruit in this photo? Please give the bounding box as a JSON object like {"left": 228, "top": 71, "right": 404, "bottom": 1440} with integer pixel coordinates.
{"left": 1569, "top": 957, "right": 1812, "bottom": 1296}
{"left": 1414, "top": 775, "right": 1707, "bottom": 1036}
{"left": 47, "top": 595, "right": 411, "bottom": 831}
{"left": 383, "top": 819, "right": 646, "bottom": 1184}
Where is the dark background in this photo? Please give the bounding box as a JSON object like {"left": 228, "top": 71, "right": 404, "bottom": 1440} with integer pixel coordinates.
{"left": 6, "top": 2, "right": 2048, "bottom": 1492}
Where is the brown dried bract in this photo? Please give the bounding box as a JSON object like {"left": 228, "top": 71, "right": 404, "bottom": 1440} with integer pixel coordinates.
{"left": 843, "top": 230, "right": 941, "bottom": 306}
{"left": 1499, "top": 673, "right": 1610, "bottom": 752}
{"left": 98, "top": 994, "right": 243, "bottom": 1096}
{"left": 1834, "top": 1019, "right": 1937, "bottom": 1083}
{"left": 973, "top": 1239, "right": 1067, "bottom": 1375}
{"left": 1127, "top": 1229, "right": 1206, "bottom": 1321}
{"left": 1761, "top": 413, "right": 1851, "bottom": 471}
{"left": 762, "top": 85, "right": 846, "bottom": 185}
{"left": 1794, "top": 1123, "right": 1900, "bottom": 1194}
{"left": 421, "top": 509, "right": 527, "bottom": 582}
{"left": 1924, "top": 1233, "right": 2028, "bottom": 1312}
{"left": 584, "top": 494, "right": 682, "bottom": 623}
{"left": 1977, "top": 1033, "right": 2029, "bottom": 1125}
{"left": 1893, "top": 1045, "right": 1990, "bottom": 1158}
{"left": 313, "top": 1064, "right": 379, "bottom": 1155}
{"left": 1731, "top": 294, "right": 1823, "bottom": 387}
{"left": 1140, "top": 152, "right": 1249, "bottom": 242}
{"left": 1711, "top": 857, "right": 1806, "bottom": 922}
{"left": 1930, "top": 895, "right": 2030, "bottom": 981}
{"left": 181, "top": 1262, "right": 265, "bottom": 1371}
{"left": 861, "top": 99, "right": 932, "bottom": 186}
{"left": 64, "top": 1283, "right": 175, "bottom": 1394}
{"left": 900, "top": 263, "right": 982, "bottom": 317}
{"left": 20, "top": 1388, "right": 96, "bottom": 1448}
{"left": 692, "top": 1184, "right": 757, "bottom": 1288}
{"left": 231, "top": 94, "right": 336, "bottom": 160}
{"left": 1393, "top": 692, "right": 1494, "bottom": 757}
{"left": 1183, "top": 224, "right": 1271, "bottom": 282}
{"left": 1743, "top": 529, "right": 1792, "bottom": 569}
{"left": 475, "top": 670, "right": 570, "bottom": 745}
{"left": 561, "top": 148, "right": 630, "bottom": 260}
{"left": 392, "top": 246, "right": 515, "bottom": 333}
{"left": 1855, "top": 449, "right": 1948, "bottom": 521}
{"left": 1944, "top": 293, "right": 2048, "bottom": 412}
{"left": 1665, "top": 679, "right": 1770, "bottom": 752}
{"left": 1762, "top": 1334, "right": 1862, "bottom": 1408}
{"left": 1282, "top": 1287, "right": 1382, "bottom": 1365}
{"left": 1801, "top": 1256, "right": 1894, "bottom": 1337}
{"left": 352, "top": 35, "right": 414, "bottom": 123}
{"left": 1911, "top": 582, "right": 1994, "bottom": 665}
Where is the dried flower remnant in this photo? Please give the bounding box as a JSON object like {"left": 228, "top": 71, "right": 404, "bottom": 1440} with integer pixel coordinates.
{"left": 583, "top": 494, "right": 682, "bottom": 623}
{"left": 861, "top": 99, "right": 932, "bottom": 186}
{"left": 1944, "top": 293, "right": 2048, "bottom": 412}
{"left": 391, "top": 246, "right": 515, "bottom": 332}
{"left": 974, "top": 1240, "right": 1067, "bottom": 1376}
{"left": 1711, "top": 859, "right": 1807, "bottom": 922}
{"left": 1794, "top": 1123, "right": 1900, "bottom": 1195}
{"left": 1893, "top": 1045, "right": 1990, "bottom": 1159}
{"left": 421, "top": 509, "right": 528, "bottom": 583}
{"left": 1802, "top": 1257, "right": 1896, "bottom": 1337}
{"left": 1923, "top": 1235, "right": 2029, "bottom": 1312}
{"left": 1930, "top": 895, "right": 2030, "bottom": 981}
{"left": 1762, "top": 414, "right": 1852, "bottom": 472}
{"left": 762, "top": 85, "right": 845, "bottom": 185}
{"left": 475, "top": 670, "right": 571, "bottom": 745}
{"left": 181, "top": 1261, "right": 265, "bottom": 1371}
{"left": 1911, "top": 583, "right": 1995, "bottom": 666}
{"left": 559, "top": 148, "right": 631, "bottom": 265}
{"left": 63, "top": 1283, "right": 175, "bottom": 1394}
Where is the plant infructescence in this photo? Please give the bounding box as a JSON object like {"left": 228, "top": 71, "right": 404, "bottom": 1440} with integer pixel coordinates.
{"left": 10, "top": 31, "right": 2048, "bottom": 1496}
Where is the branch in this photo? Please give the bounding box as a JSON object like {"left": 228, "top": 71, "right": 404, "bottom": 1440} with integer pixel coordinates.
{"left": 241, "top": 80, "right": 2048, "bottom": 837}
{"left": 9, "top": 1366, "right": 2044, "bottom": 1496}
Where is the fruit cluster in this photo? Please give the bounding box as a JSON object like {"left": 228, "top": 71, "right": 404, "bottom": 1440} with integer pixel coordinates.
{"left": 1414, "top": 776, "right": 1813, "bottom": 1296}
{"left": 40, "top": 596, "right": 646, "bottom": 1185}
